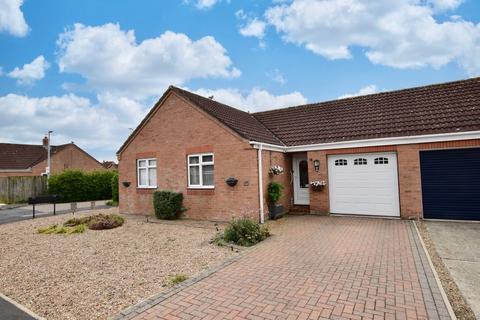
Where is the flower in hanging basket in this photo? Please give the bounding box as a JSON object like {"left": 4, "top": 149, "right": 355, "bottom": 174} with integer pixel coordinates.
{"left": 310, "top": 180, "right": 327, "bottom": 191}
{"left": 269, "top": 165, "right": 284, "bottom": 175}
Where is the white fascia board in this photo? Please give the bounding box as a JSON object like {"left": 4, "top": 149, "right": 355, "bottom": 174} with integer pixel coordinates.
{"left": 251, "top": 130, "right": 480, "bottom": 153}
{"left": 250, "top": 141, "right": 286, "bottom": 152}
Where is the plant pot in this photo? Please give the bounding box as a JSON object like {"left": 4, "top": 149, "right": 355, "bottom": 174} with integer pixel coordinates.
{"left": 268, "top": 203, "right": 284, "bottom": 220}
{"left": 311, "top": 185, "right": 325, "bottom": 192}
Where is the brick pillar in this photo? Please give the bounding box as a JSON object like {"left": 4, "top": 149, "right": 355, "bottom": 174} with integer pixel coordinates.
{"left": 397, "top": 144, "right": 423, "bottom": 219}
{"left": 307, "top": 151, "right": 330, "bottom": 215}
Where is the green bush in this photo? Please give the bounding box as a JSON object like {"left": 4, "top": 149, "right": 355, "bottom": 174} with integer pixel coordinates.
{"left": 223, "top": 217, "right": 270, "bottom": 247}
{"left": 48, "top": 170, "right": 115, "bottom": 202}
{"left": 153, "top": 191, "right": 185, "bottom": 220}
{"left": 267, "top": 182, "right": 283, "bottom": 204}
{"left": 111, "top": 172, "right": 119, "bottom": 203}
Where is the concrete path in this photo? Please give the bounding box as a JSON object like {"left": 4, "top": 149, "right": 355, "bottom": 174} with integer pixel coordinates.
{"left": 0, "top": 201, "right": 109, "bottom": 225}
{"left": 425, "top": 220, "right": 480, "bottom": 319}
{"left": 117, "top": 216, "right": 451, "bottom": 320}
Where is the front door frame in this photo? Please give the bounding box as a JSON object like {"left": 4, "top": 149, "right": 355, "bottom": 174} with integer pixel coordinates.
{"left": 292, "top": 153, "right": 310, "bottom": 205}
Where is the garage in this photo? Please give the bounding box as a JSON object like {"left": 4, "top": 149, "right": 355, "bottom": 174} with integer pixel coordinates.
{"left": 328, "top": 153, "right": 400, "bottom": 217}
{"left": 420, "top": 148, "right": 480, "bottom": 220}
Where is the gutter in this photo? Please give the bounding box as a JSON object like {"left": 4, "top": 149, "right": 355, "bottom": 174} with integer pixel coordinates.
{"left": 256, "top": 143, "right": 265, "bottom": 224}
{"left": 250, "top": 130, "right": 480, "bottom": 154}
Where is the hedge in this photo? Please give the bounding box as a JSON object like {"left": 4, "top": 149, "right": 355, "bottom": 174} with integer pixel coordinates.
{"left": 111, "top": 172, "right": 119, "bottom": 203}
{"left": 153, "top": 191, "right": 185, "bottom": 220}
{"left": 48, "top": 170, "right": 116, "bottom": 203}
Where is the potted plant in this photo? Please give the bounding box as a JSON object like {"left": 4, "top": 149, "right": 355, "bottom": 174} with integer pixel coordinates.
{"left": 267, "top": 182, "right": 284, "bottom": 220}
{"left": 310, "top": 180, "right": 327, "bottom": 191}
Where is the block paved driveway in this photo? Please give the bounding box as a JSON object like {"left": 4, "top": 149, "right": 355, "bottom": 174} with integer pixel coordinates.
{"left": 128, "top": 216, "right": 451, "bottom": 320}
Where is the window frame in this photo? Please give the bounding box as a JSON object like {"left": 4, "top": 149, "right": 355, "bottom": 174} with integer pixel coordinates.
{"left": 374, "top": 157, "right": 389, "bottom": 165}
{"left": 187, "top": 153, "right": 215, "bottom": 189}
{"left": 354, "top": 158, "right": 368, "bottom": 165}
{"left": 335, "top": 159, "right": 348, "bottom": 166}
{"left": 137, "top": 158, "right": 157, "bottom": 188}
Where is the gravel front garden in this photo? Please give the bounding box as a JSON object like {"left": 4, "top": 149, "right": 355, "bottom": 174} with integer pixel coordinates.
{"left": 0, "top": 208, "right": 237, "bottom": 320}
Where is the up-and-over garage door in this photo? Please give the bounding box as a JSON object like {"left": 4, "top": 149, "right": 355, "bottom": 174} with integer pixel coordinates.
{"left": 328, "top": 153, "right": 400, "bottom": 217}
{"left": 420, "top": 148, "right": 480, "bottom": 220}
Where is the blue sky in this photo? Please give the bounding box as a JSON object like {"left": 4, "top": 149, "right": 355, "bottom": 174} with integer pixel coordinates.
{"left": 1, "top": 0, "right": 479, "bottom": 161}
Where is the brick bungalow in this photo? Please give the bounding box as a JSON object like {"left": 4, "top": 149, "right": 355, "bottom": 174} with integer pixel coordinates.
{"left": 117, "top": 77, "right": 480, "bottom": 221}
{"left": 0, "top": 141, "right": 106, "bottom": 177}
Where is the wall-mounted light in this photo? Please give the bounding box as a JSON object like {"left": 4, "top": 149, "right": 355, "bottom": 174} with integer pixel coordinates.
{"left": 313, "top": 159, "right": 320, "bottom": 172}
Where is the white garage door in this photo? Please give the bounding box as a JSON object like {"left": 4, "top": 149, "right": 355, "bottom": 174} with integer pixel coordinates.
{"left": 328, "top": 153, "right": 400, "bottom": 217}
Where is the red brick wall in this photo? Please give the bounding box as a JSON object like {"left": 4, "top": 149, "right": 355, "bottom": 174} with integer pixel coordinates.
{"left": 305, "top": 139, "right": 480, "bottom": 219}
{"left": 0, "top": 144, "right": 105, "bottom": 177}
{"left": 118, "top": 92, "right": 261, "bottom": 221}
{"left": 261, "top": 150, "right": 292, "bottom": 217}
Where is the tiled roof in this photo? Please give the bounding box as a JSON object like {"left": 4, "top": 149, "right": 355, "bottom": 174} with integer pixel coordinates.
{"left": 253, "top": 77, "right": 480, "bottom": 146}
{"left": 0, "top": 143, "right": 69, "bottom": 170}
{"left": 118, "top": 77, "right": 480, "bottom": 154}
{"left": 170, "top": 87, "right": 284, "bottom": 145}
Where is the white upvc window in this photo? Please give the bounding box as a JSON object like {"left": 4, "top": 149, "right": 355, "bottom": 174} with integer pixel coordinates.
{"left": 137, "top": 158, "right": 157, "bottom": 188}
{"left": 188, "top": 153, "right": 214, "bottom": 188}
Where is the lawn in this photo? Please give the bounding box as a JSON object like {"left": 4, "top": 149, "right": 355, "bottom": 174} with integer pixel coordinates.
{"left": 0, "top": 208, "right": 237, "bottom": 320}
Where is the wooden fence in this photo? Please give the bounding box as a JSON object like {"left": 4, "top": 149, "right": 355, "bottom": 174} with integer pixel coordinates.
{"left": 0, "top": 176, "right": 48, "bottom": 204}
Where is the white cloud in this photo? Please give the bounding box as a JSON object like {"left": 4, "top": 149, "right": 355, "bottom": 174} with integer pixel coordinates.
{"left": 192, "top": 88, "right": 307, "bottom": 112}
{"left": 239, "top": 18, "right": 267, "bottom": 39}
{"left": 0, "top": 93, "right": 147, "bottom": 161}
{"left": 7, "top": 56, "right": 50, "bottom": 85}
{"left": 267, "top": 69, "right": 286, "bottom": 85}
{"left": 265, "top": 0, "right": 480, "bottom": 75}
{"left": 338, "top": 84, "right": 378, "bottom": 99}
{"left": 195, "top": 0, "right": 219, "bottom": 9}
{"left": 0, "top": 0, "right": 28, "bottom": 37}
{"left": 56, "top": 23, "right": 240, "bottom": 98}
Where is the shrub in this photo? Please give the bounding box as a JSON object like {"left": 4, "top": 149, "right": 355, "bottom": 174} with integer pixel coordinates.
{"left": 222, "top": 217, "right": 270, "bottom": 247}
{"left": 87, "top": 214, "right": 124, "bottom": 230}
{"left": 153, "top": 191, "right": 185, "bottom": 220}
{"left": 64, "top": 216, "right": 91, "bottom": 227}
{"left": 38, "top": 223, "right": 86, "bottom": 234}
{"left": 48, "top": 170, "right": 115, "bottom": 202}
{"left": 39, "top": 214, "right": 125, "bottom": 234}
{"left": 267, "top": 182, "right": 283, "bottom": 204}
{"left": 111, "top": 172, "right": 119, "bottom": 203}
{"left": 106, "top": 200, "right": 119, "bottom": 207}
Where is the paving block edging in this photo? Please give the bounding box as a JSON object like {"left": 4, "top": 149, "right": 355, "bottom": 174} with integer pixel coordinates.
{"left": 412, "top": 221, "right": 457, "bottom": 320}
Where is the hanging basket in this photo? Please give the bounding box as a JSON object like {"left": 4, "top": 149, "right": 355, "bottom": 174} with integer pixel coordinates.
{"left": 310, "top": 180, "right": 326, "bottom": 191}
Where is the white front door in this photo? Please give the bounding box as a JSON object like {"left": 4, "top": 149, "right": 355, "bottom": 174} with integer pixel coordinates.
{"left": 293, "top": 154, "right": 310, "bottom": 205}
{"left": 328, "top": 153, "right": 400, "bottom": 217}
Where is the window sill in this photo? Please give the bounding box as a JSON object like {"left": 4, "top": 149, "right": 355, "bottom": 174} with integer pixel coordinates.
{"left": 187, "top": 186, "right": 215, "bottom": 190}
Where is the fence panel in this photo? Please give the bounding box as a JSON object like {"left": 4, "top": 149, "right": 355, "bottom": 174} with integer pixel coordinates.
{"left": 0, "top": 176, "right": 48, "bottom": 204}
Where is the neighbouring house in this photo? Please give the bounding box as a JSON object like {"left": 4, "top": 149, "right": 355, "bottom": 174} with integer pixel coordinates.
{"left": 0, "top": 140, "right": 106, "bottom": 177}
{"left": 117, "top": 77, "right": 480, "bottom": 221}
{"left": 102, "top": 161, "right": 118, "bottom": 171}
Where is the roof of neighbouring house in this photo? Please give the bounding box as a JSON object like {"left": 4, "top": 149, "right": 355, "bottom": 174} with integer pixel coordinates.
{"left": 0, "top": 143, "right": 70, "bottom": 170}
{"left": 102, "top": 161, "right": 118, "bottom": 169}
{"left": 117, "top": 77, "right": 480, "bottom": 154}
